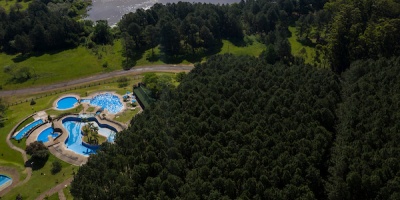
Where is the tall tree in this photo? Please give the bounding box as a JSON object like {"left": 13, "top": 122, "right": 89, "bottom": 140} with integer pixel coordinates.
{"left": 92, "top": 20, "right": 113, "bottom": 45}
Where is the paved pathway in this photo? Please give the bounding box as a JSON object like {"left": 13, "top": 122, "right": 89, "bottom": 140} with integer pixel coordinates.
{"left": 34, "top": 177, "right": 73, "bottom": 200}
{"left": 0, "top": 65, "right": 194, "bottom": 97}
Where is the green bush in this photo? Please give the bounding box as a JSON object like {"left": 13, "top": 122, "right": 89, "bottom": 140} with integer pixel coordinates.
{"left": 51, "top": 161, "right": 62, "bottom": 174}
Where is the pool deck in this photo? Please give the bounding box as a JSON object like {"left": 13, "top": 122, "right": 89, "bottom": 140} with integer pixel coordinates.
{"left": 22, "top": 92, "right": 132, "bottom": 166}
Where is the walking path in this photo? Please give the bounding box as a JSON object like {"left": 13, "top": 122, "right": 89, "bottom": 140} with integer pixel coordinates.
{"left": 34, "top": 177, "right": 72, "bottom": 200}
{"left": 0, "top": 65, "right": 194, "bottom": 97}
{"left": 4, "top": 116, "right": 33, "bottom": 188}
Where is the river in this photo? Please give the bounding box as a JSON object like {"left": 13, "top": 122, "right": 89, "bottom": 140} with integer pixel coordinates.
{"left": 86, "top": 0, "right": 241, "bottom": 26}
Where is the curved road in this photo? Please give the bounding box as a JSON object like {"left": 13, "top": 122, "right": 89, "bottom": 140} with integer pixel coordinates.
{"left": 0, "top": 65, "right": 194, "bottom": 97}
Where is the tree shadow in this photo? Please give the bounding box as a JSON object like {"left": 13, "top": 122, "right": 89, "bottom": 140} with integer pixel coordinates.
{"left": 227, "top": 37, "right": 246, "bottom": 47}
{"left": 25, "top": 157, "right": 48, "bottom": 171}
{"left": 12, "top": 48, "right": 73, "bottom": 63}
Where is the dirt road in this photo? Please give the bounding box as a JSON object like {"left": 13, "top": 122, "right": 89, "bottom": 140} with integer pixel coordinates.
{"left": 0, "top": 65, "right": 194, "bottom": 97}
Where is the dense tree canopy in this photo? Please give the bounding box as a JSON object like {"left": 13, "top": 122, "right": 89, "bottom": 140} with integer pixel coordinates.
{"left": 306, "top": 0, "right": 400, "bottom": 73}
{"left": 71, "top": 54, "right": 340, "bottom": 199}
{"left": 328, "top": 57, "right": 400, "bottom": 199}
{"left": 118, "top": 0, "right": 327, "bottom": 64}
{"left": 0, "top": 0, "right": 89, "bottom": 53}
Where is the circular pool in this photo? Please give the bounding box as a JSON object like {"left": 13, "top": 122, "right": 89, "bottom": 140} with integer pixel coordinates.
{"left": 57, "top": 96, "right": 78, "bottom": 110}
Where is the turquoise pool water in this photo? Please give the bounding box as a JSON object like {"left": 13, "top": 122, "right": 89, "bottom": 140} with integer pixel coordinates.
{"left": 14, "top": 119, "right": 44, "bottom": 140}
{"left": 63, "top": 117, "right": 117, "bottom": 156}
{"left": 37, "top": 127, "right": 59, "bottom": 143}
{"left": 0, "top": 175, "right": 12, "bottom": 187}
{"left": 83, "top": 93, "right": 123, "bottom": 114}
{"left": 57, "top": 97, "right": 78, "bottom": 110}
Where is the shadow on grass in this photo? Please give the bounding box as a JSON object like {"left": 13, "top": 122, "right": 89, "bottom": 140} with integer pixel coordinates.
{"left": 227, "top": 37, "right": 246, "bottom": 47}
{"left": 25, "top": 157, "right": 49, "bottom": 171}
{"left": 12, "top": 48, "right": 73, "bottom": 63}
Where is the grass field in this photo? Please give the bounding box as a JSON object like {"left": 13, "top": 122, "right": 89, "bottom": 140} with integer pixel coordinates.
{"left": 218, "top": 36, "right": 266, "bottom": 57}
{"left": 63, "top": 185, "right": 73, "bottom": 200}
{"left": 114, "top": 106, "right": 140, "bottom": 124}
{"left": 0, "top": 41, "right": 125, "bottom": 90}
{"left": 288, "top": 26, "right": 316, "bottom": 64}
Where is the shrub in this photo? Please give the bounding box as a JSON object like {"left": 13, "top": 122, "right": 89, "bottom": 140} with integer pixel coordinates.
{"left": 30, "top": 99, "right": 36, "bottom": 105}
{"left": 51, "top": 161, "right": 62, "bottom": 174}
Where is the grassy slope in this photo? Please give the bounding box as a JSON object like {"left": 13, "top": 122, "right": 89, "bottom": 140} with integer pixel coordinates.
{"left": 288, "top": 26, "right": 316, "bottom": 64}
{"left": 0, "top": 41, "right": 124, "bottom": 90}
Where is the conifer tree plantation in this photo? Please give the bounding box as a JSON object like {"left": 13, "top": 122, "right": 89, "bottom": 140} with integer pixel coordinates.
{"left": 71, "top": 55, "right": 400, "bottom": 199}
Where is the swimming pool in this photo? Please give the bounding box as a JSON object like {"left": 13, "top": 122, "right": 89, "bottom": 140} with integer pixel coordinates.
{"left": 62, "top": 117, "right": 117, "bottom": 156}
{"left": 14, "top": 119, "right": 44, "bottom": 140}
{"left": 57, "top": 97, "right": 78, "bottom": 110}
{"left": 0, "top": 175, "right": 12, "bottom": 188}
{"left": 84, "top": 93, "right": 123, "bottom": 114}
{"left": 37, "top": 127, "right": 59, "bottom": 143}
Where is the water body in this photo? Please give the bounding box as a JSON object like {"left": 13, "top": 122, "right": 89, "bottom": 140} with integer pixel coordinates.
{"left": 86, "top": 0, "right": 241, "bottom": 26}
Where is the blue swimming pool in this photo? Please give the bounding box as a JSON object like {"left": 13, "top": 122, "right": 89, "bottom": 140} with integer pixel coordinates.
{"left": 84, "top": 93, "right": 123, "bottom": 114}
{"left": 37, "top": 127, "right": 59, "bottom": 143}
{"left": 57, "top": 97, "right": 78, "bottom": 110}
{"left": 0, "top": 175, "right": 12, "bottom": 187}
{"left": 62, "top": 117, "right": 117, "bottom": 156}
{"left": 14, "top": 119, "right": 44, "bottom": 140}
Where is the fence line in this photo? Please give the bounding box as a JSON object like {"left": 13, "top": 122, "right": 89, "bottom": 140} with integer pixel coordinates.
{"left": 7, "top": 75, "right": 143, "bottom": 107}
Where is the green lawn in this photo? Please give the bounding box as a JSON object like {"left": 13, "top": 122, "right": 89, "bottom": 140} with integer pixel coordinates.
{"left": 0, "top": 41, "right": 124, "bottom": 90}
{"left": 45, "top": 192, "right": 60, "bottom": 200}
{"left": 114, "top": 107, "right": 140, "bottom": 124}
{"left": 63, "top": 185, "right": 73, "bottom": 200}
{"left": 217, "top": 37, "right": 266, "bottom": 57}
{"left": 288, "top": 26, "right": 316, "bottom": 64}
